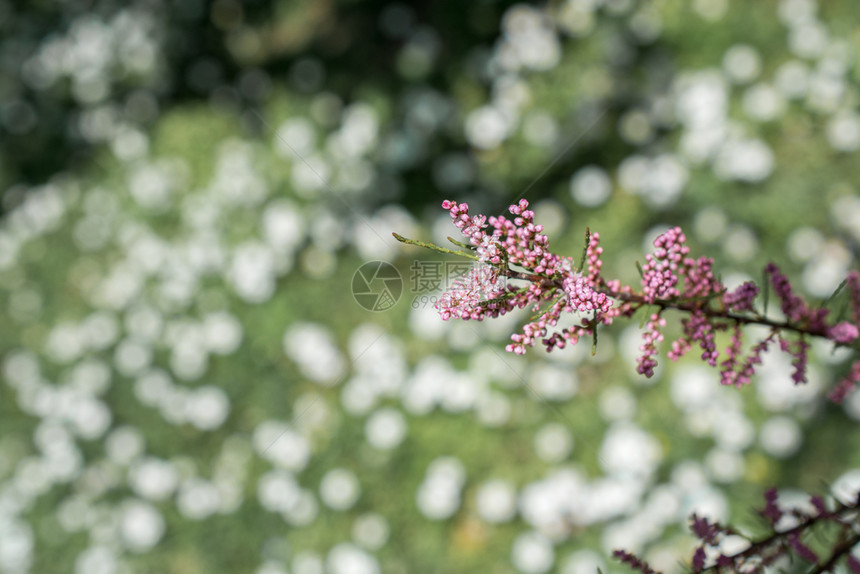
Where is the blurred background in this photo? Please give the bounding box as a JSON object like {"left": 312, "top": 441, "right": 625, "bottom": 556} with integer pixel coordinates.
{"left": 1, "top": 0, "right": 860, "bottom": 572}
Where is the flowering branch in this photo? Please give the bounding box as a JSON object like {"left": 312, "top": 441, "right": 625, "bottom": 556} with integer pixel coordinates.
{"left": 681, "top": 489, "right": 860, "bottom": 574}
{"left": 394, "top": 199, "right": 860, "bottom": 400}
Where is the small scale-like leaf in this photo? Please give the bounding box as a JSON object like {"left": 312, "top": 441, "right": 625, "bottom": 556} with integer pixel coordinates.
{"left": 391, "top": 232, "right": 480, "bottom": 260}
{"left": 447, "top": 236, "right": 476, "bottom": 250}
{"left": 823, "top": 277, "right": 848, "bottom": 308}
{"left": 577, "top": 227, "right": 591, "bottom": 272}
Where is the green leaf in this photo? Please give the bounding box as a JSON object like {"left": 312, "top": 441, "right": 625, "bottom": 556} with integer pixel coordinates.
{"left": 525, "top": 290, "right": 562, "bottom": 322}
{"left": 577, "top": 227, "right": 591, "bottom": 273}
{"left": 836, "top": 298, "right": 850, "bottom": 323}
{"left": 638, "top": 305, "right": 650, "bottom": 328}
{"left": 823, "top": 277, "right": 848, "bottom": 308}
{"left": 392, "top": 232, "right": 480, "bottom": 261}
{"left": 447, "top": 236, "right": 476, "bottom": 250}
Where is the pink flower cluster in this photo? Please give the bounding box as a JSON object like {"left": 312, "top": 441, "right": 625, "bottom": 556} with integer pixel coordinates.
{"left": 762, "top": 264, "right": 860, "bottom": 395}
{"left": 435, "top": 265, "right": 507, "bottom": 321}
{"left": 669, "top": 310, "right": 719, "bottom": 366}
{"left": 440, "top": 199, "right": 559, "bottom": 272}
{"left": 637, "top": 230, "right": 727, "bottom": 376}
{"left": 612, "top": 550, "right": 658, "bottom": 574}
{"left": 765, "top": 263, "right": 829, "bottom": 329}
{"left": 435, "top": 200, "right": 612, "bottom": 354}
{"left": 421, "top": 199, "right": 860, "bottom": 401}
{"left": 637, "top": 314, "right": 666, "bottom": 377}
{"left": 719, "top": 328, "right": 775, "bottom": 387}
{"left": 828, "top": 321, "right": 859, "bottom": 344}
{"left": 723, "top": 281, "right": 759, "bottom": 312}
{"left": 641, "top": 227, "right": 689, "bottom": 302}
{"left": 636, "top": 228, "right": 730, "bottom": 374}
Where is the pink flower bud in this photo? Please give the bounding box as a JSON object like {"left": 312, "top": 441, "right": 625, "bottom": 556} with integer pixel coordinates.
{"left": 827, "top": 322, "right": 859, "bottom": 344}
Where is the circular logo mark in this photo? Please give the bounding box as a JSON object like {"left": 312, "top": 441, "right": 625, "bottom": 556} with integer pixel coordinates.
{"left": 352, "top": 261, "right": 402, "bottom": 312}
